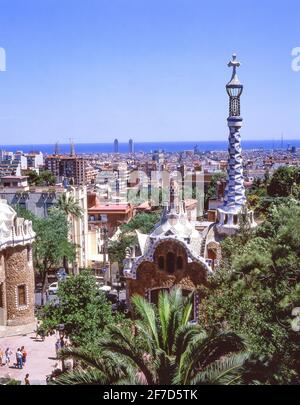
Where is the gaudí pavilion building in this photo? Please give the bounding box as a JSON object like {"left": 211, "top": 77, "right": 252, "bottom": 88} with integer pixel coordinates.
{"left": 124, "top": 54, "right": 256, "bottom": 317}
{"left": 0, "top": 199, "right": 36, "bottom": 336}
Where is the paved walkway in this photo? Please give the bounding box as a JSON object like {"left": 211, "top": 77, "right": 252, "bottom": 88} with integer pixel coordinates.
{"left": 0, "top": 333, "right": 58, "bottom": 385}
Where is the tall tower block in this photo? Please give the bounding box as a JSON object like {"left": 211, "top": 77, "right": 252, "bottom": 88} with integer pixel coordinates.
{"left": 114, "top": 138, "right": 119, "bottom": 153}
{"left": 216, "top": 54, "right": 256, "bottom": 235}
{"left": 129, "top": 138, "right": 134, "bottom": 153}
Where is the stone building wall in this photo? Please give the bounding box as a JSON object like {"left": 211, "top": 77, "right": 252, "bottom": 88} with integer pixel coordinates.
{"left": 4, "top": 245, "right": 35, "bottom": 327}
{"left": 127, "top": 240, "right": 208, "bottom": 301}
{"left": 0, "top": 254, "right": 7, "bottom": 326}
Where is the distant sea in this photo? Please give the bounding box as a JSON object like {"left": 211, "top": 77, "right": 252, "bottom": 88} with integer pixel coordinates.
{"left": 1, "top": 140, "right": 300, "bottom": 154}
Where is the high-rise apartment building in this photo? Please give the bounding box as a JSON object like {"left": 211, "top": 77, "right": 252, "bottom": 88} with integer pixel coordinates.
{"left": 45, "top": 155, "right": 97, "bottom": 186}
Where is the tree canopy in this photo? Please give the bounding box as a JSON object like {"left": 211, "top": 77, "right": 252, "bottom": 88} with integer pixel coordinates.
{"left": 27, "top": 170, "right": 56, "bottom": 186}
{"left": 199, "top": 198, "right": 300, "bottom": 383}
{"left": 40, "top": 270, "right": 122, "bottom": 349}
{"left": 267, "top": 166, "right": 300, "bottom": 197}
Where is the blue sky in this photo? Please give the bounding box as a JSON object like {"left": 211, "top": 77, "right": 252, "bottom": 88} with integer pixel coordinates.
{"left": 0, "top": 0, "right": 300, "bottom": 144}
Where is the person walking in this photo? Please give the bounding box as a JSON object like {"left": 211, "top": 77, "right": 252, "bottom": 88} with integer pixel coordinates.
{"left": 35, "top": 321, "right": 41, "bottom": 339}
{"left": 16, "top": 348, "right": 23, "bottom": 369}
{"left": 4, "top": 348, "right": 12, "bottom": 366}
{"left": 24, "top": 374, "right": 30, "bottom": 385}
{"left": 55, "top": 339, "right": 61, "bottom": 358}
{"left": 21, "top": 346, "right": 27, "bottom": 367}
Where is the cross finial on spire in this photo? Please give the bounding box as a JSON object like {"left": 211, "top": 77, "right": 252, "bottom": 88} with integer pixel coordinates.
{"left": 227, "top": 53, "right": 242, "bottom": 85}
{"left": 228, "top": 53, "right": 240, "bottom": 68}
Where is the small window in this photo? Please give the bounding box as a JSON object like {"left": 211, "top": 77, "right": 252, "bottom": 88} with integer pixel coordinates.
{"left": 150, "top": 288, "right": 169, "bottom": 305}
{"left": 166, "top": 252, "right": 175, "bottom": 274}
{"left": 17, "top": 285, "right": 27, "bottom": 306}
{"left": 158, "top": 256, "right": 164, "bottom": 270}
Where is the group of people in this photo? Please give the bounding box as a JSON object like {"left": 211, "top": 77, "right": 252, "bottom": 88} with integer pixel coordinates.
{"left": 15, "top": 346, "right": 27, "bottom": 369}
{"left": 0, "top": 346, "right": 27, "bottom": 369}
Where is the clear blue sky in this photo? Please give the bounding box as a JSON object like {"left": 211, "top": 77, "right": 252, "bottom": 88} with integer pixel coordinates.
{"left": 0, "top": 0, "right": 300, "bottom": 144}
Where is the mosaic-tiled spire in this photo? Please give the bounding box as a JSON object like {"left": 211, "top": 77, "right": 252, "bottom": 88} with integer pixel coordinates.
{"left": 223, "top": 54, "right": 246, "bottom": 209}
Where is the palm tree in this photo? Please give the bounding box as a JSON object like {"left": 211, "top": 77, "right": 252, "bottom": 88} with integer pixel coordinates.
{"left": 56, "top": 193, "right": 83, "bottom": 273}
{"left": 56, "top": 193, "right": 83, "bottom": 218}
{"left": 55, "top": 288, "right": 249, "bottom": 385}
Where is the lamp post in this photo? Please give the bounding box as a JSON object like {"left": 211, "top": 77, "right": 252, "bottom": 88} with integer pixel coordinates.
{"left": 57, "top": 323, "right": 66, "bottom": 371}
{"left": 100, "top": 215, "right": 110, "bottom": 284}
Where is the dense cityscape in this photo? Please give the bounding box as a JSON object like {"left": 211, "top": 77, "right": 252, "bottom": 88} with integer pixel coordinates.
{"left": 0, "top": 0, "right": 300, "bottom": 393}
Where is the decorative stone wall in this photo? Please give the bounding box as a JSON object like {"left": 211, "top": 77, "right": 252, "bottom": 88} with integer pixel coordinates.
{"left": 4, "top": 245, "right": 35, "bottom": 327}
{"left": 0, "top": 254, "right": 7, "bottom": 326}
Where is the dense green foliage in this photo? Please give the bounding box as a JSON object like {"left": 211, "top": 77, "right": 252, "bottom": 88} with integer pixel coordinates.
{"left": 108, "top": 210, "right": 161, "bottom": 267}
{"left": 199, "top": 198, "right": 300, "bottom": 384}
{"left": 40, "top": 270, "right": 122, "bottom": 349}
{"left": 27, "top": 170, "right": 56, "bottom": 186}
{"left": 267, "top": 166, "right": 300, "bottom": 197}
{"left": 54, "top": 289, "right": 249, "bottom": 385}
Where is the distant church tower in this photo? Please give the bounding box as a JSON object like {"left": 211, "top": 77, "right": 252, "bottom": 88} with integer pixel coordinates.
{"left": 216, "top": 54, "right": 256, "bottom": 235}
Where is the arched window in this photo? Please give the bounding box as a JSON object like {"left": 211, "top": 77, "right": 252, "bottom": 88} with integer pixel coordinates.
{"left": 176, "top": 256, "right": 183, "bottom": 270}
{"left": 166, "top": 252, "right": 175, "bottom": 274}
{"left": 158, "top": 256, "right": 164, "bottom": 270}
{"left": 149, "top": 288, "right": 169, "bottom": 305}
{"left": 234, "top": 215, "right": 238, "bottom": 225}
{"left": 224, "top": 214, "right": 228, "bottom": 224}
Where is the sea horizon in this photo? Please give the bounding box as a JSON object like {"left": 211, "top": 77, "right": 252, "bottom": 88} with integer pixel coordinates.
{"left": 1, "top": 139, "right": 300, "bottom": 154}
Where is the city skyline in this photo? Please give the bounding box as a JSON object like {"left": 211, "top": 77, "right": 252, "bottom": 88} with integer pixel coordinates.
{"left": 0, "top": 0, "right": 300, "bottom": 144}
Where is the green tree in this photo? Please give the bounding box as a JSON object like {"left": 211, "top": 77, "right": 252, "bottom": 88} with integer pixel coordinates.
{"left": 267, "top": 166, "right": 300, "bottom": 197}
{"left": 200, "top": 199, "right": 300, "bottom": 383}
{"left": 34, "top": 209, "right": 76, "bottom": 304}
{"left": 27, "top": 170, "right": 56, "bottom": 186}
{"left": 55, "top": 289, "right": 249, "bottom": 385}
{"left": 41, "top": 270, "right": 121, "bottom": 349}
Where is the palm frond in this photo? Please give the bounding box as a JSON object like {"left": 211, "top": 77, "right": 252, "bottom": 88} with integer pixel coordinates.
{"left": 100, "top": 326, "right": 155, "bottom": 385}
{"left": 189, "top": 352, "right": 250, "bottom": 385}
{"left": 158, "top": 291, "right": 171, "bottom": 350}
{"left": 178, "top": 331, "right": 246, "bottom": 384}
{"left": 131, "top": 294, "right": 159, "bottom": 347}
{"left": 52, "top": 368, "right": 115, "bottom": 385}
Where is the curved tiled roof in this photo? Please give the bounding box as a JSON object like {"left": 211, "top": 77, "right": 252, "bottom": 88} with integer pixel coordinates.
{"left": 0, "top": 199, "right": 35, "bottom": 251}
